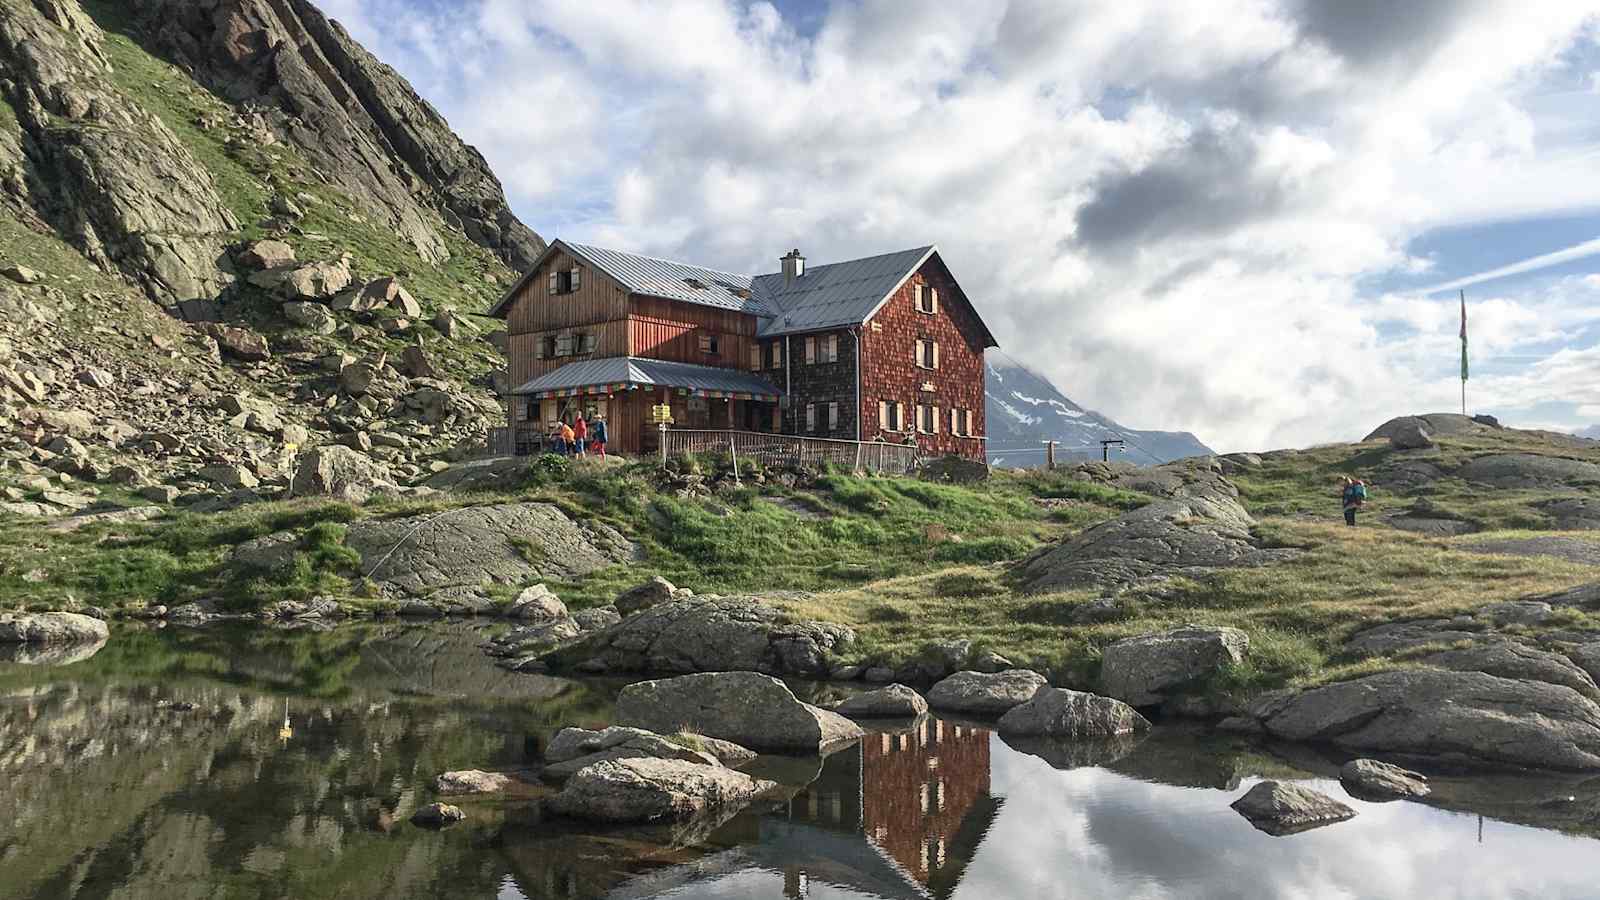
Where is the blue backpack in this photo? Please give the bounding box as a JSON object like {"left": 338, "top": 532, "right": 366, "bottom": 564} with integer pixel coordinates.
{"left": 1345, "top": 483, "right": 1367, "bottom": 504}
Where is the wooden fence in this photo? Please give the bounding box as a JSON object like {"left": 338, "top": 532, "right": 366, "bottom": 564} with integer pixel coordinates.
{"left": 660, "top": 428, "right": 919, "bottom": 476}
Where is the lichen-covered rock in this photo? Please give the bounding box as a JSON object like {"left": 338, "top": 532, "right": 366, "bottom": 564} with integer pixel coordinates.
{"left": 613, "top": 671, "right": 863, "bottom": 755}
{"left": 542, "top": 597, "right": 852, "bottom": 678}
{"left": 289, "top": 445, "right": 395, "bottom": 502}
{"left": 1230, "top": 781, "right": 1356, "bottom": 836}
{"left": 409, "top": 802, "right": 464, "bottom": 827}
{"left": 0, "top": 611, "right": 109, "bottom": 644}
{"left": 997, "top": 687, "right": 1150, "bottom": 739}
{"left": 434, "top": 769, "right": 512, "bottom": 795}
{"left": 1423, "top": 640, "right": 1600, "bottom": 701}
{"left": 547, "top": 757, "right": 771, "bottom": 824}
{"left": 1457, "top": 453, "right": 1600, "bottom": 490}
{"left": 1339, "top": 759, "right": 1430, "bottom": 801}
{"left": 1099, "top": 626, "right": 1250, "bottom": 707}
{"left": 542, "top": 726, "right": 721, "bottom": 781}
{"left": 1247, "top": 669, "right": 1600, "bottom": 771}
{"left": 343, "top": 502, "right": 634, "bottom": 597}
{"left": 926, "top": 670, "right": 1048, "bottom": 716}
{"left": 835, "top": 684, "right": 929, "bottom": 718}
{"left": 614, "top": 575, "right": 678, "bottom": 615}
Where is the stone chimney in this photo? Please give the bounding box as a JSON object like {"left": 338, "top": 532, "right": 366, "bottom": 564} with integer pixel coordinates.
{"left": 780, "top": 248, "right": 805, "bottom": 284}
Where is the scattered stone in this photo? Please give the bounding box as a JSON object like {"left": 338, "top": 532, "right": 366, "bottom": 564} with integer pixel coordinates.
{"left": 614, "top": 575, "right": 678, "bottom": 615}
{"left": 1230, "top": 781, "right": 1357, "bottom": 836}
{"left": 400, "top": 343, "right": 438, "bottom": 378}
{"left": 236, "top": 240, "right": 295, "bottom": 269}
{"left": 200, "top": 323, "right": 271, "bottom": 362}
{"left": 507, "top": 584, "right": 568, "bottom": 622}
{"left": 2, "top": 264, "right": 43, "bottom": 284}
{"left": 613, "top": 671, "right": 863, "bottom": 754}
{"left": 197, "top": 464, "right": 259, "bottom": 490}
{"left": 1339, "top": 759, "right": 1430, "bottom": 801}
{"left": 927, "top": 670, "right": 1048, "bottom": 717}
{"left": 290, "top": 445, "right": 394, "bottom": 502}
{"left": 410, "top": 802, "right": 465, "bottom": 828}
{"left": 1100, "top": 625, "right": 1250, "bottom": 706}
{"left": 996, "top": 687, "right": 1151, "bottom": 739}
{"left": 547, "top": 757, "right": 771, "bottom": 824}
{"left": 434, "top": 770, "right": 513, "bottom": 795}
{"left": 283, "top": 301, "right": 337, "bottom": 334}
{"left": 835, "top": 684, "right": 929, "bottom": 718}
{"left": 74, "top": 368, "right": 114, "bottom": 389}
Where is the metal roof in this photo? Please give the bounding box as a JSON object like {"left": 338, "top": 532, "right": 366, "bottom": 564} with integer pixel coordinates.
{"left": 564, "top": 241, "right": 771, "bottom": 315}
{"left": 753, "top": 245, "right": 936, "bottom": 337}
{"left": 510, "top": 356, "right": 783, "bottom": 399}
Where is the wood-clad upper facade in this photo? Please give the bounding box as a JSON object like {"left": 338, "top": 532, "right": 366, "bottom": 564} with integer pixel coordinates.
{"left": 489, "top": 239, "right": 998, "bottom": 459}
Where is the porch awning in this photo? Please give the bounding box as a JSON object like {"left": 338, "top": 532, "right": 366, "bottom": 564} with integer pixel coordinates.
{"left": 510, "top": 356, "right": 784, "bottom": 402}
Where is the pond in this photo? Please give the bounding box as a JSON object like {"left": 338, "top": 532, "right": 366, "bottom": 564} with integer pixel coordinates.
{"left": 3, "top": 623, "right": 1599, "bottom": 899}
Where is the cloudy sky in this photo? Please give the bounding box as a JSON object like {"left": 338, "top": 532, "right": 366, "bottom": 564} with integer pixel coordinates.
{"left": 319, "top": 0, "right": 1600, "bottom": 452}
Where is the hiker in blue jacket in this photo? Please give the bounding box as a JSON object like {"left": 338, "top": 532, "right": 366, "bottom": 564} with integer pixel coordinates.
{"left": 1341, "top": 477, "right": 1368, "bottom": 526}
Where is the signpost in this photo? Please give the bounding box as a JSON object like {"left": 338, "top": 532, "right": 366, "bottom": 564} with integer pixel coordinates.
{"left": 652, "top": 404, "right": 674, "bottom": 464}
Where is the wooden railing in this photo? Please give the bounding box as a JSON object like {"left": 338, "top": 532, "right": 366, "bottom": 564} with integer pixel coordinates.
{"left": 659, "top": 428, "right": 919, "bottom": 476}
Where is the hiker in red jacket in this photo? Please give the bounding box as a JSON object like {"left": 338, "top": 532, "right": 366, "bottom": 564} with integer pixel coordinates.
{"left": 573, "top": 413, "right": 588, "bottom": 457}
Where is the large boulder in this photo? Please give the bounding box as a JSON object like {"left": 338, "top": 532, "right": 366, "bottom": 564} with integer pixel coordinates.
{"left": 614, "top": 575, "right": 679, "bottom": 614}
{"left": 343, "top": 502, "right": 635, "bottom": 596}
{"left": 236, "top": 239, "right": 295, "bottom": 269}
{"left": 1364, "top": 414, "right": 1486, "bottom": 442}
{"left": 613, "top": 671, "right": 863, "bottom": 754}
{"left": 199, "top": 323, "right": 270, "bottom": 361}
{"left": 547, "top": 757, "right": 771, "bottom": 824}
{"left": 1246, "top": 669, "right": 1600, "bottom": 771}
{"left": 1339, "top": 759, "right": 1430, "bottom": 801}
{"left": 1099, "top": 626, "right": 1250, "bottom": 707}
{"left": 289, "top": 445, "right": 394, "bottom": 502}
{"left": 1423, "top": 641, "right": 1600, "bottom": 701}
{"left": 1230, "top": 781, "right": 1356, "bottom": 836}
{"left": 926, "top": 670, "right": 1048, "bottom": 716}
{"left": 434, "top": 770, "right": 513, "bottom": 795}
{"left": 997, "top": 687, "right": 1150, "bottom": 739}
{"left": 1017, "top": 493, "right": 1288, "bottom": 592}
{"left": 506, "top": 584, "right": 569, "bottom": 622}
{"left": 835, "top": 684, "right": 929, "bottom": 718}
{"left": 0, "top": 612, "right": 109, "bottom": 644}
{"left": 541, "top": 597, "right": 853, "bottom": 678}
{"left": 1457, "top": 453, "right": 1600, "bottom": 490}
{"left": 1389, "top": 420, "right": 1435, "bottom": 450}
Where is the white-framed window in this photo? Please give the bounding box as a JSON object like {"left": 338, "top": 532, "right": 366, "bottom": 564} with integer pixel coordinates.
{"left": 879, "top": 399, "right": 905, "bottom": 432}
{"left": 918, "top": 403, "right": 940, "bottom": 434}
{"left": 915, "top": 283, "right": 938, "bottom": 314}
{"left": 824, "top": 334, "right": 839, "bottom": 363}
{"left": 805, "top": 334, "right": 839, "bottom": 364}
{"left": 805, "top": 403, "right": 817, "bottom": 432}
{"left": 916, "top": 339, "right": 939, "bottom": 369}
{"left": 950, "top": 407, "right": 974, "bottom": 436}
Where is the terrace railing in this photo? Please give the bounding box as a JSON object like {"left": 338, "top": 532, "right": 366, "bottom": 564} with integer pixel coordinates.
{"left": 660, "top": 428, "right": 919, "bottom": 476}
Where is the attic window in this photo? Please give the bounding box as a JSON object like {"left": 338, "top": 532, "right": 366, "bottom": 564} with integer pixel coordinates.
{"left": 684, "top": 278, "right": 709, "bottom": 290}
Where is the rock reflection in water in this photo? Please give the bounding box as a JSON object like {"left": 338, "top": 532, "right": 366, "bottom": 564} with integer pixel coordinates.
{"left": 0, "top": 637, "right": 106, "bottom": 666}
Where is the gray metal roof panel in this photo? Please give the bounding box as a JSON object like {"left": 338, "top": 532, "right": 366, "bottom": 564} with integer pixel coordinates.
{"left": 564, "top": 242, "right": 772, "bottom": 315}
{"left": 752, "top": 245, "right": 935, "bottom": 336}
{"left": 511, "top": 356, "right": 783, "bottom": 397}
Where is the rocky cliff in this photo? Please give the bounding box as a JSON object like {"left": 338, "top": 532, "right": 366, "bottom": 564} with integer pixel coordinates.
{"left": 0, "top": 0, "right": 541, "bottom": 514}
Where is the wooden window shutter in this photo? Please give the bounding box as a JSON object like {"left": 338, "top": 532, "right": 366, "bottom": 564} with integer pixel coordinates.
{"left": 828, "top": 401, "right": 838, "bottom": 431}
{"left": 914, "top": 283, "right": 925, "bottom": 312}
{"left": 879, "top": 400, "right": 888, "bottom": 431}
{"left": 964, "top": 409, "right": 973, "bottom": 435}
{"left": 805, "top": 403, "right": 816, "bottom": 432}
{"left": 547, "top": 271, "right": 557, "bottom": 294}
{"left": 950, "top": 408, "right": 958, "bottom": 434}
{"left": 570, "top": 266, "right": 581, "bottom": 290}
{"left": 933, "top": 405, "right": 940, "bottom": 434}
{"left": 749, "top": 341, "right": 760, "bottom": 371}
{"left": 933, "top": 341, "right": 940, "bottom": 369}
{"left": 930, "top": 287, "right": 939, "bottom": 314}
{"left": 805, "top": 336, "right": 816, "bottom": 364}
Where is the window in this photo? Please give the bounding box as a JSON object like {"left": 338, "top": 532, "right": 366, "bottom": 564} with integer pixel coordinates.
{"left": 555, "top": 334, "right": 573, "bottom": 357}
{"left": 514, "top": 398, "right": 530, "bottom": 422}
{"left": 698, "top": 333, "right": 720, "bottom": 355}
{"left": 548, "top": 266, "right": 581, "bottom": 294}
{"left": 915, "top": 283, "right": 938, "bottom": 314}
{"left": 766, "top": 341, "right": 784, "bottom": 369}
{"left": 538, "top": 335, "right": 557, "bottom": 359}
{"left": 918, "top": 403, "right": 941, "bottom": 435}
{"left": 825, "top": 334, "right": 839, "bottom": 363}
{"left": 879, "top": 400, "right": 905, "bottom": 432}
{"left": 950, "top": 407, "right": 974, "bottom": 436}
{"left": 805, "top": 403, "right": 817, "bottom": 432}
{"left": 574, "top": 332, "right": 597, "bottom": 354}
{"left": 827, "top": 401, "right": 839, "bottom": 432}
{"left": 806, "top": 334, "right": 838, "bottom": 364}
{"left": 804, "top": 336, "right": 815, "bottom": 364}
{"left": 916, "top": 339, "right": 939, "bottom": 369}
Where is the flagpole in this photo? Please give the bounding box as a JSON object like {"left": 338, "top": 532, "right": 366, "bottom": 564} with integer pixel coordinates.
{"left": 1460, "top": 289, "right": 1468, "bottom": 416}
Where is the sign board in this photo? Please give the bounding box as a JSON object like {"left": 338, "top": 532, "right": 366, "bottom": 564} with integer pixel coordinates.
{"left": 651, "top": 403, "right": 674, "bottom": 424}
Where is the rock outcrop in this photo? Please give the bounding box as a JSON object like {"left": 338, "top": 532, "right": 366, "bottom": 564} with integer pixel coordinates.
{"left": 542, "top": 726, "right": 723, "bottom": 782}
{"left": 1230, "top": 781, "right": 1356, "bottom": 836}
{"left": 835, "top": 684, "right": 929, "bottom": 718}
{"left": 434, "top": 769, "right": 512, "bottom": 795}
{"left": 342, "top": 502, "right": 635, "bottom": 596}
{"left": 1242, "top": 669, "right": 1600, "bottom": 771}
{"left": 1016, "top": 467, "right": 1290, "bottom": 591}
{"left": 540, "top": 597, "right": 853, "bottom": 678}
{"left": 612, "top": 671, "right": 863, "bottom": 755}
{"left": 120, "top": 0, "right": 543, "bottom": 270}
{"left": 1099, "top": 626, "right": 1250, "bottom": 707}
{"left": 926, "top": 670, "right": 1048, "bottom": 716}
{"left": 289, "top": 445, "right": 395, "bottom": 502}
{"left": 996, "top": 687, "right": 1150, "bottom": 739}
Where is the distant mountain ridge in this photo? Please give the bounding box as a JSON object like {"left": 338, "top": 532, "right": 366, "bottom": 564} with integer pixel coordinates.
{"left": 985, "top": 359, "right": 1214, "bottom": 467}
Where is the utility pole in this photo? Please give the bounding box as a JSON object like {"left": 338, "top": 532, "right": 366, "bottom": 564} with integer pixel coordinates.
{"left": 1100, "top": 438, "right": 1124, "bottom": 462}
{"left": 1043, "top": 440, "right": 1056, "bottom": 471}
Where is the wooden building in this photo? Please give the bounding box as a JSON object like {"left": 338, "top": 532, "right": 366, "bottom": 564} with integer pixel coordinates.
{"left": 488, "top": 239, "right": 998, "bottom": 458}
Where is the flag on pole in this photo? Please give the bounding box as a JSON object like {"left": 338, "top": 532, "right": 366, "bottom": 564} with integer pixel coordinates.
{"left": 1459, "top": 289, "right": 1468, "bottom": 382}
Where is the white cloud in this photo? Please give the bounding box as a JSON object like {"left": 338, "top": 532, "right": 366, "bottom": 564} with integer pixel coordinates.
{"left": 320, "top": 0, "right": 1600, "bottom": 452}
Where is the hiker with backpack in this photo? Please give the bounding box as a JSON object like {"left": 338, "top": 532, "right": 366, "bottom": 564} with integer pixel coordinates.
{"left": 1341, "top": 476, "right": 1368, "bottom": 526}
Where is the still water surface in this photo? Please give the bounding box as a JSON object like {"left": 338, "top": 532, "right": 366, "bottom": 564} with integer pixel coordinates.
{"left": 3, "top": 623, "right": 1599, "bottom": 899}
